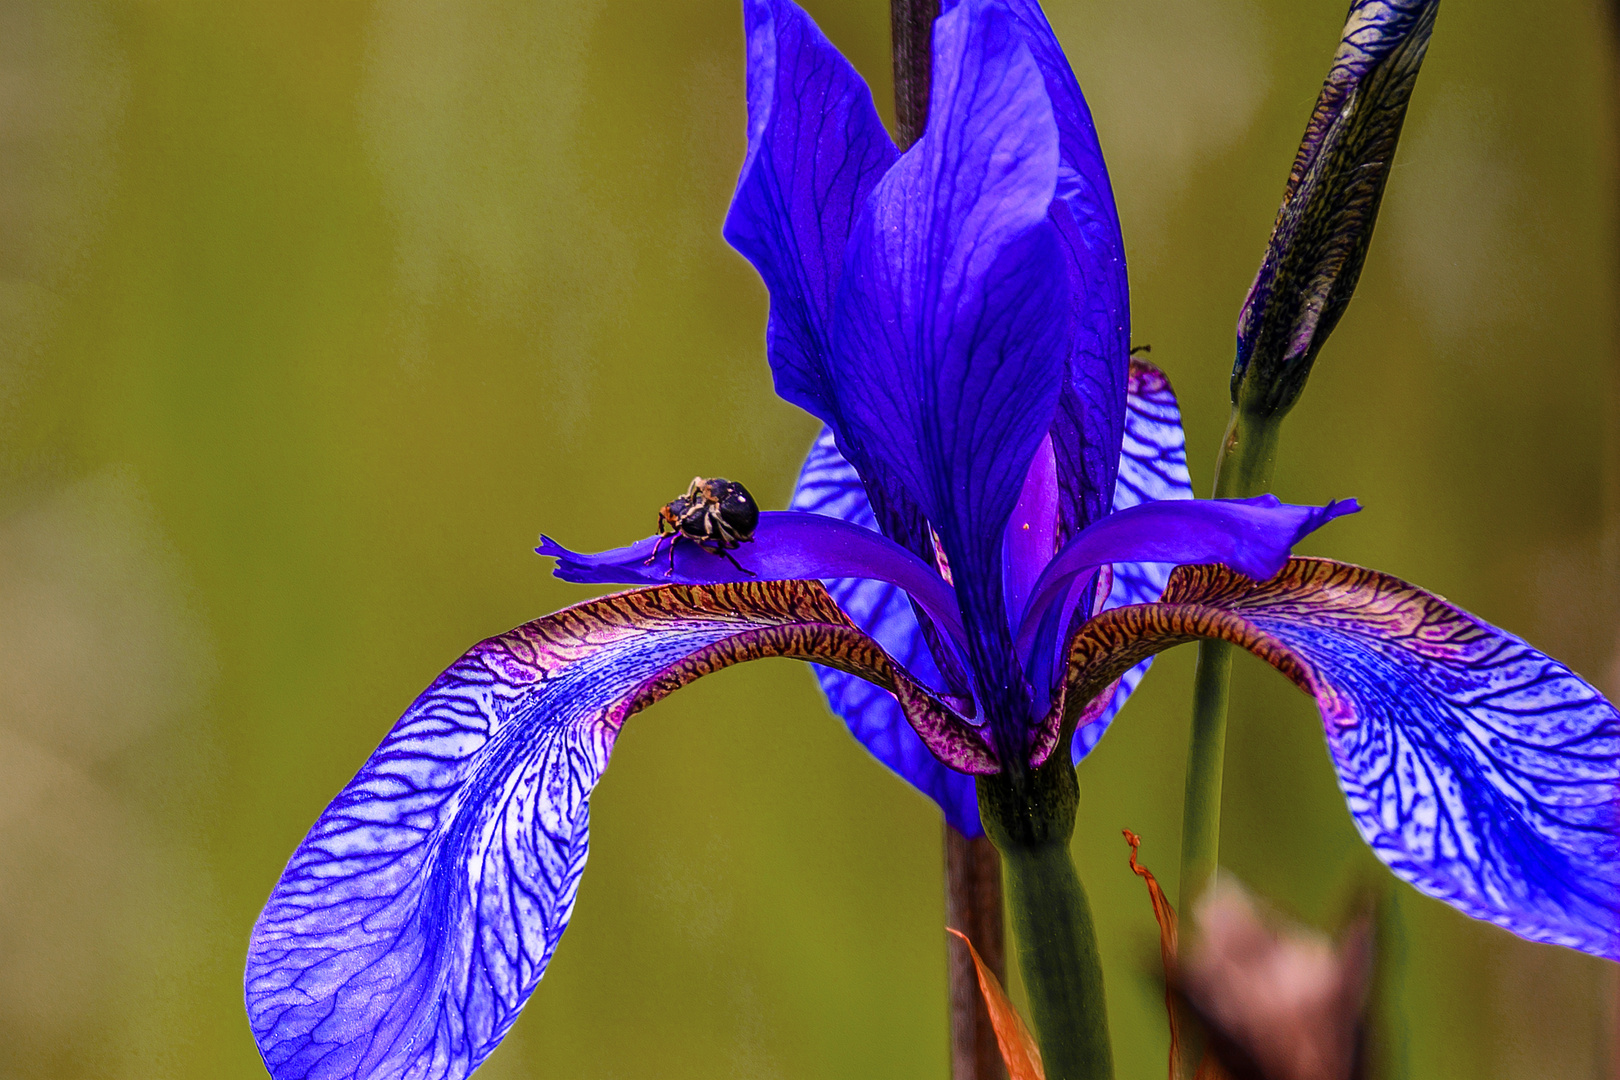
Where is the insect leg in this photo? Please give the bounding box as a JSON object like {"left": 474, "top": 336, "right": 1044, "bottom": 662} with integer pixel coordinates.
{"left": 703, "top": 540, "right": 755, "bottom": 577}
{"left": 644, "top": 531, "right": 669, "bottom": 567}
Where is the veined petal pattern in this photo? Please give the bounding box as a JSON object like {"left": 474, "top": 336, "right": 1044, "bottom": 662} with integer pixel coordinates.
{"left": 1063, "top": 558, "right": 1620, "bottom": 958}
{"left": 246, "top": 581, "right": 991, "bottom": 1080}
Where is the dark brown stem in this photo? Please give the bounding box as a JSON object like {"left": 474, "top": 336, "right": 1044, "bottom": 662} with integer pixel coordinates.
{"left": 890, "top": 0, "right": 938, "bottom": 149}
{"left": 946, "top": 829, "right": 1009, "bottom": 1080}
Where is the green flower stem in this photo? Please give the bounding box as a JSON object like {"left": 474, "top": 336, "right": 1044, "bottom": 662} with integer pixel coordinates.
{"left": 979, "top": 755, "right": 1113, "bottom": 1080}
{"left": 1174, "top": 403, "right": 1282, "bottom": 1080}
{"left": 1178, "top": 401, "right": 1281, "bottom": 910}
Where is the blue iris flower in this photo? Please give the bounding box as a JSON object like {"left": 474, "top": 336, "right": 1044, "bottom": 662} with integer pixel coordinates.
{"left": 244, "top": 2, "right": 1620, "bottom": 1078}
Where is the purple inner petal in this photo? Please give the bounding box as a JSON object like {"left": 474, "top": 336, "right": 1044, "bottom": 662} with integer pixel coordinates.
{"left": 827, "top": 0, "right": 1071, "bottom": 737}
{"left": 1016, "top": 494, "right": 1361, "bottom": 658}
{"left": 989, "top": 0, "right": 1132, "bottom": 537}
{"left": 539, "top": 510, "right": 967, "bottom": 655}
{"left": 1002, "top": 433, "right": 1061, "bottom": 632}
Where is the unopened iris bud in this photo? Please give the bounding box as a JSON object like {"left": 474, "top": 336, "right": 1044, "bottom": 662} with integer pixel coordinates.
{"left": 1232, "top": 0, "right": 1440, "bottom": 420}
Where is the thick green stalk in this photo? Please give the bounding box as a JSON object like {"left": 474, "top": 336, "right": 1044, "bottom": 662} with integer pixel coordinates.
{"left": 1178, "top": 403, "right": 1281, "bottom": 910}
{"left": 979, "top": 756, "right": 1112, "bottom": 1080}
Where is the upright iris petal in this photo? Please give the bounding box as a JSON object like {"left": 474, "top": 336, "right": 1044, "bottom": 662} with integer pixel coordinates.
{"left": 831, "top": 0, "right": 1072, "bottom": 734}
{"left": 723, "top": 0, "right": 898, "bottom": 424}
{"left": 986, "top": 0, "right": 1133, "bottom": 537}
{"left": 724, "top": 0, "right": 937, "bottom": 564}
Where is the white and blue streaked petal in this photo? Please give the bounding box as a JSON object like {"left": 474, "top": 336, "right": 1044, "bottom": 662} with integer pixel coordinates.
{"left": 245, "top": 580, "right": 989, "bottom": 1080}
{"left": 1066, "top": 558, "right": 1620, "bottom": 959}
{"left": 1111, "top": 358, "right": 1195, "bottom": 514}
{"left": 1074, "top": 358, "right": 1195, "bottom": 761}
{"left": 792, "top": 427, "right": 983, "bottom": 834}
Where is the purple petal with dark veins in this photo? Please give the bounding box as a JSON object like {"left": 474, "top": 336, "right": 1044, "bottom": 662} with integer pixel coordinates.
{"left": 830, "top": 0, "right": 1070, "bottom": 710}
{"left": 246, "top": 581, "right": 995, "bottom": 1080}
{"left": 723, "top": 0, "right": 898, "bottom": 425}
{"left": 1073, "top": 358, "right": 1196, "bottom": 762}
{"left": 538, "top": 510, "right": 966, "bottom": 654}
{"left": 791, "top": 426, "right": 984, "bottom": 834}
{"left": 1018, "top": 494, "right": 1360, "bottom": 658}
{"left": 942, "top": 0, "right": 1131, "bottom": 534}
{"left": 1005, "top": 0, "right": 1130, "bottom": 536}
{"left": 1065, "top": 559, "right": 1620, "bottom": 959}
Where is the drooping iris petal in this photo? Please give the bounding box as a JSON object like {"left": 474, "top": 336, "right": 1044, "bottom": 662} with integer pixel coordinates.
{"left": 722, "top": 0, "right": 898, "bottom": 424}
{"left": 1062, "top": 558, "right": 1620, "bottom": 959}
{"left": 246, "top": 581, "right": 996, "bottom": 1080}
{"left": 1018, "top": 494, "right": 1361, "bottom": 657}
{"left": 539, "top": 510, "right": 966, "bottom": 652}
{"left": 830, "top": 0, "right": 1070, "bottom": 705}
{"left": 790, "top": 426, "right": 984, "bottom": 834}
{"left": 1073, "top": 358, "right": 1196, "bottom": 762}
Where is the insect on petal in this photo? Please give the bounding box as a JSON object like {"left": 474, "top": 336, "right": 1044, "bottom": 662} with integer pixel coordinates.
{"left": 246, "top": 581, "right": 992, "bottom": 1080}
{"left": 539, "top": 509, "right": 967, "bottom": 656}
{"left": 1063, "top": 558, "right": 1620, "bottom": 960}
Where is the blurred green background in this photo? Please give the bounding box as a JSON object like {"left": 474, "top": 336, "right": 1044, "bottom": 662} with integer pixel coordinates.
{"left": 0, "top": 0, "right": 1614, "bottom": 1077}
